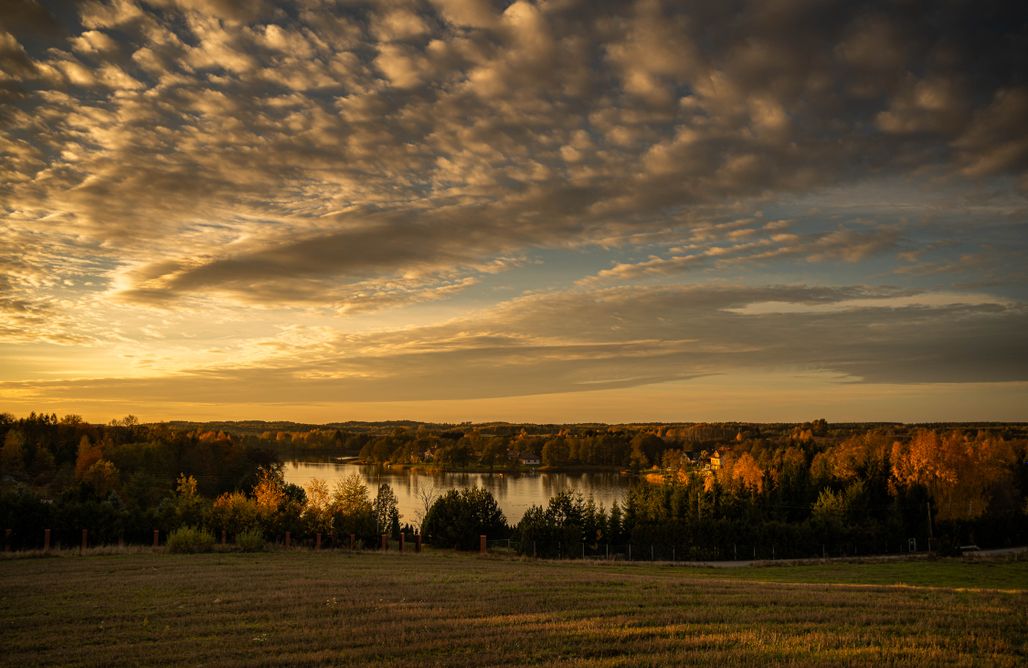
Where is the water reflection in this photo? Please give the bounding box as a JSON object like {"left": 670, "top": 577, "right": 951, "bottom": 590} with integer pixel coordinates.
{"left": 283, "top": 460, "right": 634, "bottom": 524}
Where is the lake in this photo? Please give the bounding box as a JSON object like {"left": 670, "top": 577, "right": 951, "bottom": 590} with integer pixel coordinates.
{"left": 283, "top": 459, "right": 636, "bottom": 525}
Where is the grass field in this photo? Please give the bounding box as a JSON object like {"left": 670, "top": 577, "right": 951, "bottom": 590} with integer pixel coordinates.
{"left": 1, "top": 550, "right": 1025, "bottom": 666}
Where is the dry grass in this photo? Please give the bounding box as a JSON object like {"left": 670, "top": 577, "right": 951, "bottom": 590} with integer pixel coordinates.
{"left": 1, "top": 550, "right": 1025, "bottom": 666}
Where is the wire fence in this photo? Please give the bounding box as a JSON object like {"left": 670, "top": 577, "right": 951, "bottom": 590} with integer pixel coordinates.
{"left": 488, "top": 538, "right": 929, "bottom": 561}
{"left": 3, "top": 526, "right": 939, "bottom": 561}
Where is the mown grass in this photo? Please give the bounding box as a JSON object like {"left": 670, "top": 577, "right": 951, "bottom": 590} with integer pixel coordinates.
{"left": 671, "top": 557, "right": 1028, "bottom": 590}
{"left": 1, "top": 550, "right": 1025, "bottom": 666}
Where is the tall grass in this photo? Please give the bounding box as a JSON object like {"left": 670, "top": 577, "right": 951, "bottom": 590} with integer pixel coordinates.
{"left": 234, "top": 529, "right": 265, "bottom": 552}
{"left": 165, "top": 526, "right": 215, "bottom": 554}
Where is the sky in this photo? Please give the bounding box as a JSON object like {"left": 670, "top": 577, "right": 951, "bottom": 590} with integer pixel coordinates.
{"left": 1, "top": 0, "right": 1026, "bottom": 424}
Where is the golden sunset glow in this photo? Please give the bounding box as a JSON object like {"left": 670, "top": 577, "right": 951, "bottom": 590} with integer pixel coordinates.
{"left": 1, "top": 0, "right": 1026, "bottom": 422}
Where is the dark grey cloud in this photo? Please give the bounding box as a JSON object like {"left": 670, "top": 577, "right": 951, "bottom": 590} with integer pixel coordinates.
{"left": 0, "top": 0, "right": 66, "bottom": 38}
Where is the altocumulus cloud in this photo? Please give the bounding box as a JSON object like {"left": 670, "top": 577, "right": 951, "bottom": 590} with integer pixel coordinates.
{"left": 0, "top": 0, "right": 1026, "bottom": 418}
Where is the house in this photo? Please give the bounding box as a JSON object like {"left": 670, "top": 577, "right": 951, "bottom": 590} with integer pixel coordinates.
{"left": 710, "top": 450, "right": 721, "bottom": 471}
{"left": 520, "top": 454, "right": 541, "bottom": 466}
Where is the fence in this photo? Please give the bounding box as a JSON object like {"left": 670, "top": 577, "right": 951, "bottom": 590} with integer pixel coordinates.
{"left": 0, "top": 527, "right": 426, "bottom": 554}
{"left": 487, "top": 538, "right": 928, "bottom": 562}
{"left": 3, "top": 526, "right": 934, "bottom": 561}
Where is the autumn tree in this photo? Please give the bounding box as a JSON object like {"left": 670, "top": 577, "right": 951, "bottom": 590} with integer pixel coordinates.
{"left": 730, "top": 452, "right": 764, "bottom": 493}
{"left": 303, "top": 478, "right": 333, "bottom": 535}
{"left": 331, "top": 473, "right": 375, "bottom": 540}
{"left": 252, "top": 466, "right": 286, "bottom": 518}
{"left": 541, "top": 438, "right": 570, "bottom": 467}
{"left": 1, "top": 428, "right": 26, "bottom": 476}
{"left": 82, "top": 460, "right": 120, "bottom": 497}
{"left": 373, "top": 483, "right": 401, "bottom": 538}
{"left": 173, "top": 473, "right": 206, "bottom": 526}
{"left": 74, "top": 435, "right": 103, "bottom": 479}
{"left": 212, "top": 491, "right": 259, "bottom": 534}
{"left": 630, "top": 433, "right": 664, "bottom": 469}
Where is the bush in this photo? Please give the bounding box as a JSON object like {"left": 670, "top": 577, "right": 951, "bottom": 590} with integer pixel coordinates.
{"left": 422, "top": 487, "right": 508, "bottom": 550}
{"left": 235, "top": 529, "right": 265, "bottom": 552}
{"left": 166, "top": 526, "right": 215, "bottom": 553}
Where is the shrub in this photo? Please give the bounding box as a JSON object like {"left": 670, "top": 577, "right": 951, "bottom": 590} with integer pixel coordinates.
{"left": 422, "top": 487, "right": 508, "bottom": 550}
{"left": 166, "top": 526, "right": 215, "bottom": 553}
{"left": 235, "top": 529, "right": 265, "bottom": 552}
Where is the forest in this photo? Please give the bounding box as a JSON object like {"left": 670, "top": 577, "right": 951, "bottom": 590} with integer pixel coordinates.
{"left": 1, "top": 412, "right": 1026, "bottom": 559}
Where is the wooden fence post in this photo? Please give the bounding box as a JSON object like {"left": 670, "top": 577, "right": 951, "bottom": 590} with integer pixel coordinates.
{"left": 221, "top": 529, "right": 227, "bottom": 546}
{"left": 349, "top": 533, "right": 356, "bottom": 549}
{"left": 3, "top": 528, "right": 10, "bottom": 552}
{"left": 480, "top": 534, "right": 487, "bottom": 554}
{"left": 381, "top": 534, "right": 388, "bottom": 551}
{"left": 153, "top": 529, "right": 159, "bottom": 548}
{"left": 415, "top": 533, "right": 422, "bottom": 553}
{"left": 285, "top": 531, "right": 291, "bottom": 548}
{"left": 81, "top": 528, "right": 88, "bottom": 553}
{"left": 44, "top": 528, "right": 51, "bottom": 552}
{"left": 316, "top": 532, "right": 322, "bottom": 550}
{"left": 399, "top": 533, "right": 405, "bottom": 553}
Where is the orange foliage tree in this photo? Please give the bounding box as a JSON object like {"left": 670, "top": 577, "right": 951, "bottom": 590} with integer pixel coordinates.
{"left": 891, "top": 430, "right": 1016, "bottom": 521}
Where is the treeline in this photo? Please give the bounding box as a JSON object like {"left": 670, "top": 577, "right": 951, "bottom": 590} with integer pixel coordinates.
{"left": 0, "top": 412, "right": 279, "bottom": 548}
{"left": 291, "top": 423, "right": 794, "bottom": 469}
{"left": 3, "top": 413, "right": 1027, "bottom": 560}
{"left": 508, "top": 428, "right": 1028, "bottom": 558}
{"left": 240, "top": 421, "right": 837, "bottom": 469}
{"left": 416, "top": 427, "right": 1028, "bottom": 559}
{"left": 0, "top": 413, "right": 412, "bottom": 551}
{"left": 207, "top": 419, "right": 1028, "bottom": 477}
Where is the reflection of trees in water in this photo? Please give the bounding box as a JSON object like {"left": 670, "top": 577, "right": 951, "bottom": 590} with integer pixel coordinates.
{"left": 541, "top": 474, "right": 568, "bottom": 498}
{"left": 478, "top": 474, "right": 509, "bottom": 498}
{"left": 432, "top": 471, "right": 471, "bottom": 487}
{"left": 283, "top": 461, "right": 631, "bottom": 523}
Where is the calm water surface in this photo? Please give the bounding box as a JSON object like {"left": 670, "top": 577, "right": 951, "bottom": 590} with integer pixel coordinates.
{"left": 283, "top": 459, "right": 635, "bottom": 524}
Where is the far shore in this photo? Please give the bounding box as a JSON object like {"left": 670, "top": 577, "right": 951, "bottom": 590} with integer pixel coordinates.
{"left": 286, "top": 455, "right": 632, "bottom": 476}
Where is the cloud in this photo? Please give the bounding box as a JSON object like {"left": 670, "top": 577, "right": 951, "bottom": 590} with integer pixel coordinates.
{"left": 5, "top": 284, "right": 1026, "bottom": 408}
{"left": 430, "top": 0, "right": 498, "bottom": 30}
{"left": 3, "top": 2, "right": 1023, "bottom": 304}
{"left": 581, "top": 222, "right": 901, "bottom": 284}
{"left": 0, "top": 0, "right": 65, "bottom": 38}
{"left": 0, "top": 0, "right": 1025, "bottom": 418}
{"left": 954, "top": 87, "right": 1028, "bottom": 177}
